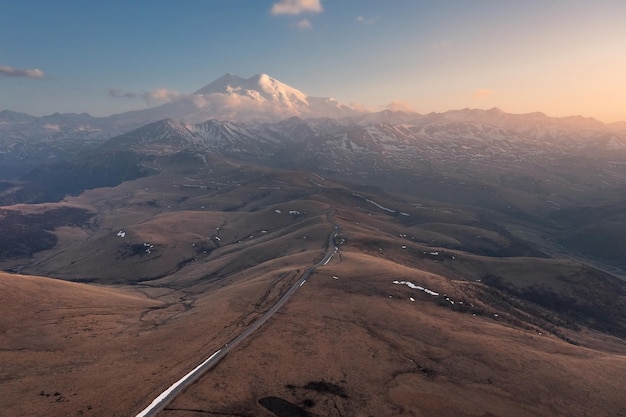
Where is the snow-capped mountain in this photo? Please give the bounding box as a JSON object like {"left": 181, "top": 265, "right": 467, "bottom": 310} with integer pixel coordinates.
{"left": 0, "top": 110, "right": 125, "bottom": 177}
{"left": 0, "top": 73, "right": 357, "bottom": 175}
{"left": 2, "top": 107, "right": 626, "bottom": 208}
{"left": 0, "top": 72, "right": 356, "bottom": 137}
{"left": 104, "top": 118, "right": 280, "bottom": 159}
{"left": 194, "top": 73, "right": 308, "bottom": 106}
{"left": 2, "top": 73, "right": 626, "bottom": 184}
{"left": 98, "top": 109, "right": 626, "bottom": 183}
{"left": 124, "top": 73, "right": 357, "bottom": 123}
{"left": 104, "top": 119, "right": 197, "bottom": 154}
{"left": 0, "top": 110, "right": 113, "bottom": 144}
{"left": 2, "top": 73, "right": 622, "bottom": 148}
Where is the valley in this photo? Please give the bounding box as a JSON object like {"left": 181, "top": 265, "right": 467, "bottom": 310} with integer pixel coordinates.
{"left": 1, "top": 74, "right": 625, "bottom": 417}
{"left": 1, "top": 154, "right": 624, "bottom": 416}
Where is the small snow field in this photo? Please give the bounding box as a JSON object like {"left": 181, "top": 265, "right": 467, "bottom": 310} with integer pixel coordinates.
{"left": 393, "top": 280, "right": 439, "bottom": 296}
{"left": 351, "top": 193, "right": 403, "bottom": 214}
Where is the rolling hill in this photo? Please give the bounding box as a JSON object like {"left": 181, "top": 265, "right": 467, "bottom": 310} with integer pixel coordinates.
{"left": 1, "top": 74, "right": 626, "bottom": 416}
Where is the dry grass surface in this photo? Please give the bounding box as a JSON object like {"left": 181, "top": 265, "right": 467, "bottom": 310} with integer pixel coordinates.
{"left": 0, "top": 271, "right": 163, "bottom": 416}
{"left": 163, "top": 250, "right": 626, "bottom": 417}
{"left": 1, "top": 160, "right": 625, "bottom": 417}
{"left": 0, "top": 257, "right": 321, "bottom": 417}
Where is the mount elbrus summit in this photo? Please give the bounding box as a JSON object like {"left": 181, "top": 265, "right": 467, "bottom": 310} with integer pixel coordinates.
{"left": 1, "top": 74, "right": 625, "bottom": 417}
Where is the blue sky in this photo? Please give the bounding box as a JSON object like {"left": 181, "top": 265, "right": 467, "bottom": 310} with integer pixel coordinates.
{"left": 2, "top": 0, "right": 626, "bottom": 122}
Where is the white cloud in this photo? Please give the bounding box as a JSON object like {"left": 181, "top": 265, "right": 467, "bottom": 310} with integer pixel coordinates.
{"left": 108, "top": 88, "right": 137, "bottom": 99}
{"left": 109, "top": 88, "right": 298, "bottom": 120}
{"left": 109, "top": 87, "right": 185, "bottom": 105}
{"left": 146, "top": 88, "right": 184, "bottom": 104}
{"left": 271, "top": 0, "right": 323, "bottom": 15}
{"left": 0, "top": 65, "right": 44, "bottom": 79}
{"left": 295, "top": 19, "right": 312, "bottom": 30}
{"left": 350, "top": 102, "right": 375, "bottom": 112}
{"left": 191, "top": 92, "right": 300, "bottom": 121}
{"left": 386, "top": 100, "right": 416, "bottom": 112}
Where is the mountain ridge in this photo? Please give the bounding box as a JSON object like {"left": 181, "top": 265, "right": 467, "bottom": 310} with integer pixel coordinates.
{"left": 1, "top": 73, "right": 626, "bottom": 182}
{"left": 2, "top": 75, "right": 626, "bottom": 417}
{"left": 4, "top": 72, "right": 624, "bottom": 125}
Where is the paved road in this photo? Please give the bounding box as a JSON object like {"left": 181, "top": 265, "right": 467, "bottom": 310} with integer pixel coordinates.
{"left": 134, "top": 208, "right": 341, "bottom": 417}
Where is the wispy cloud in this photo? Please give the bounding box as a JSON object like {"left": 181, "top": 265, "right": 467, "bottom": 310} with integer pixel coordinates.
{"left": 0, "top": 65, "right": 44, "bottom": 79}
{"left": 349, "top": 102, "right": 373, "bottom": 112}
{"left": 147, "top": 88, "right": 184, "bottom": 104}
{"left": 108, "top": 89, "right": 137, "bottom": 99}
{"left": 271, "top": 0, "right": 323, "bottom": 15}
{"left": 294, "top": 19, "right": 312, "bottom": 30}
{"left": 473, "top": 88, "right": 494, "bottom": 99}
{"left": 188, "top": 92, "right": 306, "bottom": 121}
{"left": 386, "top": 100, "right": 416, "bottom": 112}
{"left": 109, "top": 87, "right": 184, "bottom": 105}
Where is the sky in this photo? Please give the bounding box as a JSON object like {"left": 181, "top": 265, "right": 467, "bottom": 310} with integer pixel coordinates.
{"left": 1, "top": 0, "right": 626, "bottom": 122}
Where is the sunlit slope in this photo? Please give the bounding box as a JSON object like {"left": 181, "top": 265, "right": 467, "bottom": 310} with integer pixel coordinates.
{"left": 164, "top": 249, "right": 626, "bottom": 417}
{"left": 1, "top": 151, "right": 625, "bottom": 416}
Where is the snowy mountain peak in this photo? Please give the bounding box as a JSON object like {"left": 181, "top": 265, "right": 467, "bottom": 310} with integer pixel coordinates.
{"left": 248, "top": 73, "right": 308, "bottom": 101}
{"left": 193, "top": 73, "right": 248, "bottom": 95}
{"left": 125, "top": 118, "right": 193, "bottom": 140}
{"left": 101, "top": 118, "right": 197, "bottom": 155}
{"left": 194, "top": 73, "right": 308, "bottom": 106}
{"left": 155, "top": 73, "right": 358, "bottom": 122}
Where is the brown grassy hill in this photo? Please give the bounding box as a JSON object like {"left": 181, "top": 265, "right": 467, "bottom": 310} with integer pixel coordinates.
{"left": 163, "top": 249, "right": 626, "bottom": 417}
{"left": 0, "top": 252, "right": 328, "bottom": 417}
{"left": 2, "top": 155, "right": 626, "bottom": 417}
{"left": 0, "top": 272, "right": 161, "bottom": 416}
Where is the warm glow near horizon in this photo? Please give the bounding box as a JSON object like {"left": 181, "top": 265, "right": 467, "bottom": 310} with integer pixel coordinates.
{"left": 466, "top": 36, "right": 626, "bottom": 123}
{"left": 1, "top": 1, "right": 625, "bottom": 123}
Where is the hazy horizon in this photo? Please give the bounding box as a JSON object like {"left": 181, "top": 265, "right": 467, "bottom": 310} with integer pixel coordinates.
{"left": 1, "top": 0, "right": 625, "bottom": 123}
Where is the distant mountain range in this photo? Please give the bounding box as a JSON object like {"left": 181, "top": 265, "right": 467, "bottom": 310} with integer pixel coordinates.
{"left": 2, "top": 72, "right": 625, "bottom": 144}
{"left": 1, "top": 73, "right": 626, "bottom": 183}
{"left": 0, "top": 73, "right": 356, "bottom": 140}
{"left": 4, "top": 76, "right": 626, "bottom": 417}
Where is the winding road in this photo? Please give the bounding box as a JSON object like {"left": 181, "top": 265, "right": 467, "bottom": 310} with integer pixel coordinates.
{"left": 134, "top": 208, "right": 341, "bottom": 417}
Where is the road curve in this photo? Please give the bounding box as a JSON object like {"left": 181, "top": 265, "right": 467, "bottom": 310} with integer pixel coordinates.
{"left": 134, "top": 208, "right": 341, "bottom": 417}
